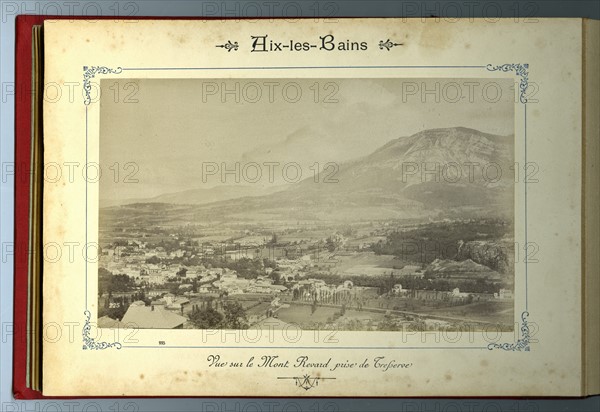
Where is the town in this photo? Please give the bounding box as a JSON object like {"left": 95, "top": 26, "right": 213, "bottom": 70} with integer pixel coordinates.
{"left": 97, "top": 213, "right": 515, "bottom": 332}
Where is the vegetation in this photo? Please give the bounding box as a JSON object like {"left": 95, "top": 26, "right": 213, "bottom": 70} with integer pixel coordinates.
{"left": 307, "top": 272, "right": 508, "bottom": 294}
{"left": 189, "top": 299, "right": 249, "bottom": 329}
{"left": 371, "top": 220, "right": 511, "bottom": 265}
{"left": 202, "top": 257, "right": 266, "bottom": 279}
{"left": 98, "top": 268, "right": 136, "bottom": 295}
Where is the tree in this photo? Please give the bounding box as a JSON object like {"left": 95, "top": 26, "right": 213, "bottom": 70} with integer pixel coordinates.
{"left": 325, "top": 237, "right": 336, "bottom": 252}
{"left": 270, "top": 270, "right": 282, "bottom": 285}
{"left": 222, "top": 301, "right": 248, "bottom": 329}
{"left": 267, "top": 233, "right": 278, "bottom": 245}
{"left": 168, "top": 283, "right": 181, "bottom": 295}
{"left": 146, "top": 255, "right": 161, "bottom": 264}
{"left": 189, "top": 307, "right": 224, "bottom": 329}
{"left": 263, "top": 258, "right": 277, "bottom": 269}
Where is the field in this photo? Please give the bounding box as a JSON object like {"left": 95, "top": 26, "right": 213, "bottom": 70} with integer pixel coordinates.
{"left": 329, "top": 252, "right": 405, "bottom": 276}
{"left": 275, "top": 303, "right": 387, "bottom": 328}
{"left": 424, "top": 301, "right": 514, "bottom": 325}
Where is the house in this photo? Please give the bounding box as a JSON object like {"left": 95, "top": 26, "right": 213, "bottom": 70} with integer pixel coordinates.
{"left": 151, "top": 299, "right": 166, "bottom": 310}
{"left": 495, "top": 288, "right": 514, "bottom": 300}
{"left": 97, "top": 316, "right": 125, "bottom": 328}
{"left": 451, "top": 288, "right": 470, "bottom": 298}
{"left": 172, "top": 249, "right": 185, "bottom": 258}
{"left": 121, "top": 267, "right": 140, "bottom": 279}
{"left": 114, "top": 245, "right": 127, "bottom": 258}
{"left": 282, "top": 272, "right": 297, "bottom": 282}
{"left": 256, "top": 275, "right": 272, "bottom": 284}
{"left": 131, "top": 240, "right": 146, "bottom": 249}
{"left": 168, "top": 297, "right": 190, "bottom": 310}
{"left": 121, "top": 304, "right": 187, "bottom": 329}
{"left": 220, "top": 272, "right": 238, "bottom": 281}
{"left": 158, "top": 294, "right": 190, "bottom": 311}
{"left": 185, "top": 271, "right": 201, "bottom": 280}
{"left": 199, "top": 274, "right": 217, "bottom": 283}
{"left": 142, "top": 264, "right": 162, "bottom": 274}
{"left": 147, "top": 274, "right": 167, "bottom": 285}
{"left": 147, "top": 289, "right": 170, "bottom": 297}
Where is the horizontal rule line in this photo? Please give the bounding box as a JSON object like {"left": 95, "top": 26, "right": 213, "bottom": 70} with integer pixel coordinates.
{"left": 120, "top": 66, "right": 488, "bottom": 71}
{"left": 121, "top": 346, "right": 489, "bottom": 350}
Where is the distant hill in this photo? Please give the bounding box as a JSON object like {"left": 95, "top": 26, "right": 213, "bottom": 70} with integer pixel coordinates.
{"left": 100, "top": 184, "right": 285, "bottom": 208}
{"left": 102, "top": 127, "right": 514, "bottom": 223}
{"left": 287, "top": 126, "right": 514, "bottom": 210}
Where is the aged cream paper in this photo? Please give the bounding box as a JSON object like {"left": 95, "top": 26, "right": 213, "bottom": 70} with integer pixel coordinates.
{"left": 43, "top": 18, "right": 585, "bottom": 396}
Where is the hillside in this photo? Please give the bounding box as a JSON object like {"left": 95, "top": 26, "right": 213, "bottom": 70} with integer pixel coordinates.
{"left": 102, "top": 127, "right": 514, "bottom": 223}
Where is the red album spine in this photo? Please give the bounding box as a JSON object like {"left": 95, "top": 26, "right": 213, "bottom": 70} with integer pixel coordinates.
{"left": 13, "top": 14, "right": 44, "bottom": 400}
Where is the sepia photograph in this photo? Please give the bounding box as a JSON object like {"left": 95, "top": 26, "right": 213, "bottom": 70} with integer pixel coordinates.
{"left": 97, "top": 78, "right": 515, "bottom": 332}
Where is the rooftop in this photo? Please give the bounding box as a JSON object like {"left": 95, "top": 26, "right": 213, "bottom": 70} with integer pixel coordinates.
{"left": 121, "top": 305, "right": 187, "bottom": 329}
{"left": 97, "top": 316, "right": 126, "bottom": 328}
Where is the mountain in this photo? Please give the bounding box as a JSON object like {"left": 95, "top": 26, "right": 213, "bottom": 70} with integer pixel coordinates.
{"left": 291, "top": 126, "right": 514, "bottom": 209}
{"left": 100, "top": 184, "right": 285, "bottom": 208}
{"left": 102, "top": 127, "right": 514, "bottom": 222}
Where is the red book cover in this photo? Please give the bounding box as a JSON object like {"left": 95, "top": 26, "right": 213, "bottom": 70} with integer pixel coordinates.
{"left": 13, "top": 14, "right": 43, "bottom": 400}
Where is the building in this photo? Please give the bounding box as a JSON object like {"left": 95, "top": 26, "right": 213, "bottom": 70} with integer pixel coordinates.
{"left": 451, "top": 288, "right": 470, "bottom": 298}
{"left": 147, "top": 289, "right": 170, "bottom": 297}
{"left": 198, "top": 285, "right": 216, "bottom": 293}
{"left": 495, "top": 288, "right": 514, "bottom": 300}
{"left": 97, "top": 316, "right": 125, "bottom": 328}
{"left": 121, "top": 304, "right": 187, "bottom": 329}
{"left": 160, "top": 294, "right": 190, "bottom": 311}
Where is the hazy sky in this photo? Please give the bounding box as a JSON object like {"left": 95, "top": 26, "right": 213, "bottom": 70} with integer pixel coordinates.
{"left": 99, "top": 78, "right": 514, "bottom": 200}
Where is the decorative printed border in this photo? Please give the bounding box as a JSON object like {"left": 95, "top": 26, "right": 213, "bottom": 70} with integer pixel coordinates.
{"left": 215, "top": 40, "right": 239, "bottom": 52}
{"left": 82, "top": 310, "right": 123, "bottom": 350}
{"left": 487, "top": 311, "right": 531, "bottom": 351}
{"left": 81, "top": 63, "right": 533, "bottom": 354}
{"left": 83, "top": 66, "right": 123, "bottom": 105}
{"left": 378, "top": 39, "right": 403, "bottom": 51}
{"left": 486, "top": 63, "right": 529, "bottom": 104}
{"left": 277, "top": 375, "right": 336, "bottom": 391}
